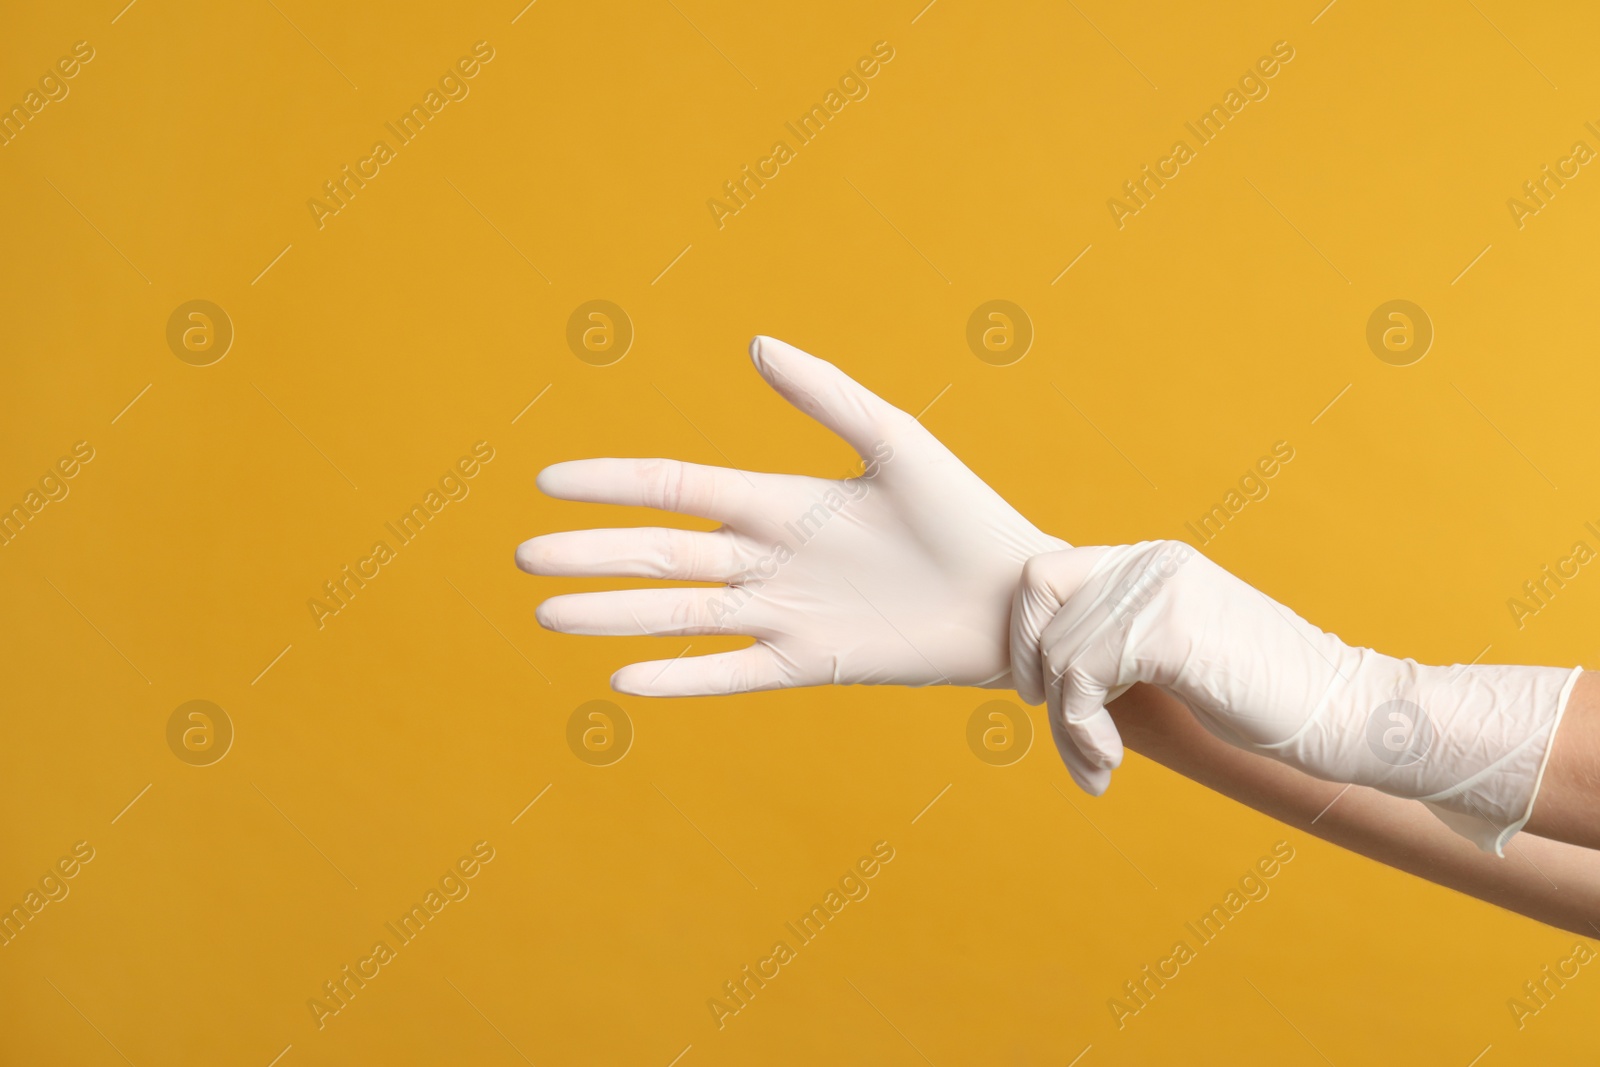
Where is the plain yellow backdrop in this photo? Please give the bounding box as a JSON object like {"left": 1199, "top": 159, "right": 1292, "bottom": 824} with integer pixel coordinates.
{"left": 3, "top": 0, "right": 1599, "bottom": 1063}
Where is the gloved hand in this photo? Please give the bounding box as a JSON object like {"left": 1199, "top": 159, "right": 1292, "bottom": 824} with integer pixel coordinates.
{"left": 1010, "top": 540, "right": 1583, "bottom": 853}
{"left": 518, "top": 336, "right": 1067, "bottom": 696}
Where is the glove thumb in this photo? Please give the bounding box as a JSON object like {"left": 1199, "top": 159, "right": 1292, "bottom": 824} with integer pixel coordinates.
{"left": 1011, "top": 547, "right": 1112, "bottom": 706}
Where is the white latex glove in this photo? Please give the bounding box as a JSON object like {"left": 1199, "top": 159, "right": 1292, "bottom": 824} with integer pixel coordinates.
{"left": 518, "top": 336, "right": 1067, "bottom": 695}
{"left": 1011, "top": 540, "right": 1583, "bottom": 854}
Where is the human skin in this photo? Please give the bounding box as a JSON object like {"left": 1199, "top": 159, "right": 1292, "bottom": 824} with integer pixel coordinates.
{"left": 1111, "top": 676, "right": 1600, "bottom": 936}
{"left": 1525, "top": 673, "right": 1600, "bottom": 853}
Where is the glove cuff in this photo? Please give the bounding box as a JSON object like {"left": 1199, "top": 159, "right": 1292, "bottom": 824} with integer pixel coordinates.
{"left": 1420, "top": 664, "right": 1583, "bottom": 855}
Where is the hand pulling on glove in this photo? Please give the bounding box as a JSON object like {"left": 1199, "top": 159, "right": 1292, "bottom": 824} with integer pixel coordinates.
{"left": 1010, "top": 541, "right": 1583, "bottom": 854}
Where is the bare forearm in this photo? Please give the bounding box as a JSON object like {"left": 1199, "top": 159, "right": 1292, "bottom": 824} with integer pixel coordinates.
{"left": 1110, "top": 682, "right": 1600, "bottom": 935}
{"left": 1526, "top": 671, "right": 1600, "bottom": 851}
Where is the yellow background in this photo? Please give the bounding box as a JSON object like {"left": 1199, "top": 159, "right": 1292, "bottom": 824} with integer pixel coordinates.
{"left": 4, "top": 0, "right": 1599, "bottom": 1063}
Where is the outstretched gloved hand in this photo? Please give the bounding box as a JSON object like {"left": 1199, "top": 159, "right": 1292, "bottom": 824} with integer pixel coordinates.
{"left": 518, "top": 336, "right": 1067, "bottom": 696}
{"left": 1010, "top": 540, "right": 1583, "bottom": 853}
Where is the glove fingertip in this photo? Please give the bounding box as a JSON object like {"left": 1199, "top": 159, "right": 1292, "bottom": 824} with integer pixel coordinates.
{"left": 1067, "top": 762, "right": 1113, "bottom": 796}
{"left": 514, "top": 538, "right": 551, "bottom": 575}
{"left": 1082, "top": 709, "right": 1125, "bottom": 769}
{"left": 534, "top": 461, "right": 576, "bottom": 497}
{"left": 1013, "top": 667, "right": 1046, "bottom": 705}
{"left": 610, "top": 665, "right": 654, "bottom": 697}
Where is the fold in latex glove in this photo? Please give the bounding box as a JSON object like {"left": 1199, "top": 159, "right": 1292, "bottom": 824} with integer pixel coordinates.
{"left": 518, "top": 336, "right": 1067, "bottom": 696}
{"left": 1011, "top": 541, "right": 1582, "bottom": 854}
